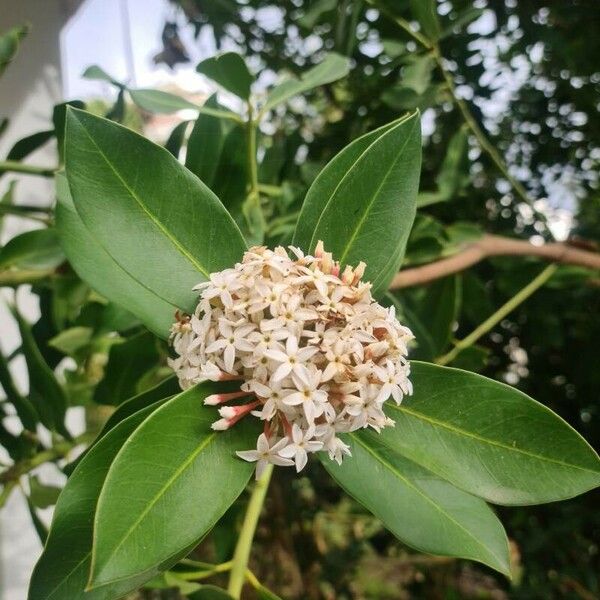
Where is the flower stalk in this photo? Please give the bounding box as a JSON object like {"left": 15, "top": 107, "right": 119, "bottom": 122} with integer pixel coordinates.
{"left": 227, "top": 463, "right": 273, "bottom": 599}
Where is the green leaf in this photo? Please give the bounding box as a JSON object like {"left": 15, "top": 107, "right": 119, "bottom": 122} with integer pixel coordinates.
{"left": 64, "top": 107, "right": 247, "bottom": 313}
{"left": 52, "top": 100, "right": 85, "bottom": 163}
{"left": 48, "top": 326, "right": 93, "bottom": 356}
{"left": 64, "top": 377, "right": 177, "bottom": 477}
{"left": 4, "top": 130, "right": 54, "bottom": 162}
{"left": 0, "top": 228, "right": 64, "bottom": 271}
{"left": 12, "top": 307, "right": 68, "bottom": 436}
{"left": 89, "top": 385, "right": 259, "bottom": 588}
{"left": 165, "top": 120, "right": 190, "bottom": 158}
{"left": 321, "top": 433, "right": 510, "bottom": 575}
{"left": 402, "top": 275, "right": 461, "bottom": 359}
{"left": 29, "top": 475, "right": 61, "bottom": 509}
{"left": 0, "top": 348, "right": 39, "bottom": 431}
{"left": 185, "top": 95, "right": 226, "bottom": 188}
{"left": 381, "top": 362, "right": 600, "bottom": 505}
{"left": 0, "top": 24, "right": 29, "bottom": 77}
{"left": 55, "top": 172, "right": 176, "bottom": 338}
{"left": 129, "top": 88, "right": 199, "bottom": 114}
{"left": 196, "top": 52, "right": 253, "bottom": 100}
{"left": 440, "top": 8, "right": 485, "bottom": 39}
{"left": 409, "top": 0, "right": 441, "bottom": 42}
{"left": 26, "top": 496, "right": 49, "bottom": 545}
{"left": 293, "top": 112, "right": 421, "bottom": 297}
{"left": 28, "top": 402, "right": 163, "bottom": 600}
{"left": 297, "top": 0, "right": 337, "bottom": 29}
{"left": 98, "top": 375, "right": 179, "bottom": 439}
{"left": 93, "top": 331, "right": 160, "bottom": 405}
{"left": 263, "top": 53, "right": 350, "bottom": 113}
{"left": 81, "top": 65, "right": 124, "bottom": 88}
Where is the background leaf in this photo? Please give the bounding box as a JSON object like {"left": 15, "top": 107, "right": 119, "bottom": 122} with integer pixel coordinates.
{"left": 0, "top": 229, "right": 64, "bottom": 271}
{"left": 196, "top": 52, "right": 253, "bottom": 100}
{"left": 129, "top": 88, "right": 199, "bottom": 113}
{"left": 263, "top": 53, "right": 351, "bottom": 113}
{"left": 93, "top": 331, "right": 161, "bottom": 406}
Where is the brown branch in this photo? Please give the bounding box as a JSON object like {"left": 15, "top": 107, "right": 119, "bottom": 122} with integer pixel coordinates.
{"left": 391, "top": 234, "right": 600, "bottom": 289}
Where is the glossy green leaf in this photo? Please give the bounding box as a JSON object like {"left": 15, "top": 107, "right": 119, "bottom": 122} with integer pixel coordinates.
{"left": 185, "top": 95, "right": 226, "bottom": 188}
{"left": 89, "top": 385, "right": 259, "bottom": 588}
{"left": 29, "top": 475, "right": 61, "bottom": 509}
{"left": 93, "top": 331, "right": 160, "bottom": 405}
{"left": 0, "top": 228, "right": 64, "bottom": 271}
{"left": 0, "top": 24, "right": 28, "bottom": 77}
{"left": 28, "top": 402, "right": 163, "bottom": 600}
{"left": 52, "top": 100, "right": 85, "bottom": 163}
{"left": 409, "top": 0, "right": 441, "bottom": 41}
{"left": 55, "top": 172, "right": 176, "bottom": 338}
{"left": 0, "top": 349, "right": 39, "bottom": 431}
{"left": 165, "top": 120, "right": 190, "bottom": 158}
{"left": 402, "top": 276, "right": 461, "bottom": 359}
{"left": 81, "top": 65, "right": 124, "bottom": 88}
{"left": 4, "top": 130, "right": 54, "bottom": 162}
{"left": 98, "top": 375, "right": 179, "bottom": 438}
{"left": 263, "top": 53, "right": 350, "bottom": 113}
{"left": 382, "top": 362, "right": 600, "bottom": 505}
{"left": 129, "top": 88, "right": 199, "bottom": 114}
{"left": 12, "top": 307, "right": 68, "bottom": 437}
{"left": 321, "top": 433, "right": 510, "bottom": 575}
{"left": 64, "top": 108, "right": 247, "bottom": 313}
{"left": 64, "top": 377, "right": 177, "bottom": 477}
{"left": 196, "top": 52, "right": 253, "bottom": 100}
{"left": 293, "top": 112, "right": 421, "bottom": 297}
{"left": 48, "top": 326, "right": 93, "bottom": 356}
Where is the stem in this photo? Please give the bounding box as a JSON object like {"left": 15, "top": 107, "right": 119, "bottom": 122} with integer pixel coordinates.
{"left": 246, "top": 107, "right": 260, "bottom": 203}
{"left": 369, "top": 0, "right": 547, "bottom": 227}
{"left": 0, "top": 432, "right": 92, "bottom": 485}
{"left": 0, "top": 161, "right": 56, "bottom": 177}
{"left": 436, "top": 264, "right": 557, "bottom": 365}
{"left": 227, "top": 464, "right": 273, "bottom": 599}
{"left": 431, "top": 48, "right": 539, "bottom": 215}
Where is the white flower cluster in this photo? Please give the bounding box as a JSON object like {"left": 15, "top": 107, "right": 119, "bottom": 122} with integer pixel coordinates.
{"left": 169, "top": 242, "right": 414, "bottom": 478}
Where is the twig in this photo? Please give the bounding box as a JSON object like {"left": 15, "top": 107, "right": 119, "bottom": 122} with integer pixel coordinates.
{"left": 436, "top": 264, "right": 557, "bottom": 365}
{"left": 0, "top": 161, "right": 56, "bottom": 177}
{"left": 390, "top": 234, "right": 600, "bottom": 289}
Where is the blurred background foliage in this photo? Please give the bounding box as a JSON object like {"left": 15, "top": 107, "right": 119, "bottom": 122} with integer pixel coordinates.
{"left": 1, "top": 0, "right": 599, "bottom": 598}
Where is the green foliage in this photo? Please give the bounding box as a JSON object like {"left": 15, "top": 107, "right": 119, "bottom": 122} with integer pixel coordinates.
{"left": 0, "top": 24, "right": 28, "bottom": 77}
{"left": 196, "top": 52, "right": 253, "bottom": 100}
{"left": 0, "top": 4, "right": 597, "bottom": 597}
{"left": 64, "top": 108, "right": 247, "bottom": 315}
{"left": 293, "top": 112, "right": 421, "bottom": 296}
{"left": 90, "top": 384, "right": 258, "bottom": 588}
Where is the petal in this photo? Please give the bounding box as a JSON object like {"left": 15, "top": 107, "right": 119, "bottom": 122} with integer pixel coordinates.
{"left": 236, "top": 450, "right": 259, "bottom": 462}
{"left": 295, "top": 449, "right": 308, "bottom": 472}
{"left": 223, "top": 344, "right": 236, "bottom": 373}
{"left": 273, "top": 362, "right": 292, "bottom": 382}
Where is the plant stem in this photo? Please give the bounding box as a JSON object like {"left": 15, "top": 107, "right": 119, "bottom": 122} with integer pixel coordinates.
{"left": 436, "top": 264, "right": 557, "bottom": 365}
{"left": 0, "top": 161, "right": 56, "bottom": 177}
{"left": 431, "top": 48, "right": 537, "bottom": 214}
{"left": 227, "top": 464, "right": 273, "bottom": 599}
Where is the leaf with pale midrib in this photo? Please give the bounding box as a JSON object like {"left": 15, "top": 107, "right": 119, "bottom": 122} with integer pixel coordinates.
{"left": 321, "top": 432, "right": 511, "bottom": 575}
{"left": 89, "top": 385, "right": 259, "bottom": 588}
{"left": 382, "top": 362, "right": 600, "bottom": 505}
{"left": 65, "top": 107, "right": 247, "bottom": 314}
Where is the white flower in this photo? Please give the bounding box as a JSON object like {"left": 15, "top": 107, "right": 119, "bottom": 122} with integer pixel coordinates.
{"left": 282, "top": 369, "right": 328, "bottom": 424}
{"left": 264, "top": 335, "right": 318, "bottom": 382}
{"left": 169, "top": 241, "right": 414, "bottom": 479}
{"left": 279, "top": 425, "right": 323, "bottom": 472}
{"left": 236, "top": 433, "right": 293, "bottom": 479}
